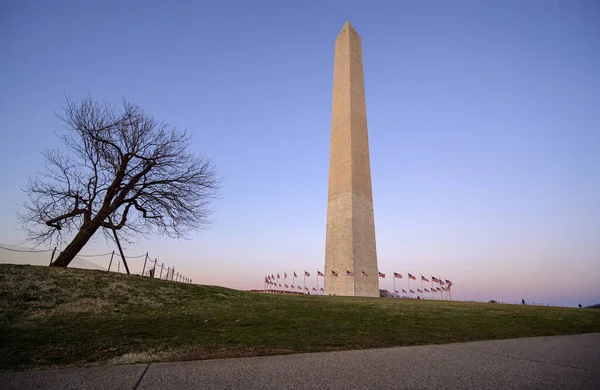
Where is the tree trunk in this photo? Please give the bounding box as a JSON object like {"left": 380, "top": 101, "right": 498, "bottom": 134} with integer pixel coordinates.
{"left": 51, "top": 221, "right": 102, "bottom": 267}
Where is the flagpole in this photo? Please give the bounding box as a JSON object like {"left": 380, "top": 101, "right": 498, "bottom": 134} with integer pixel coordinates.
{"left": 430, "top": 279, "right": 433, "bottom": 299}
{"left": 393, "top": 270, "right": 396, "bottom": 298}
{"left": 346, "top": 272, "right": 348, "bottom": 296}
{"left": 303, "top": 270, "right": 306, "bottom": 295}
{"left": 317, "top": 269, "right": 319, "bottom": 295}
{"left": 441, "top": 276, "right": 445, "bottom": 300}
{"left": 445, "top": 277, "right": 448, "bottom": 300}
{"left": 444, "top": 277, "right": 448, "bottom": 300}
{"left": 420, "top": 275, "right": 424, "bottom": 299}
{"left": 408, "top": 272, "right": 410, "bottom": 298}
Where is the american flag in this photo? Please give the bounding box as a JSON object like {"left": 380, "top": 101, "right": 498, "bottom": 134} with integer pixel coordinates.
{"left": 408, "top": 273, "right": 416, "bottom": 280}
{"left": 284, "top": 273, "right": 288, "bottom": 278}
{"left": 394, "top": 272, "right": 402, "bottom": 279}
{"left": 346, "top": 270, "right": 355, "bottom": 277}
{"left": 431, "top": 276, "right": 439, "bottom": 283}
{"left": 441, "top": 287, "right": 447, "bottom": 291}
{"left": 331, "top": 270, "right": 338, "bottom": 277}
{"left": 285, "top": 284, "right": 289, "bottom": 288}
{"left": 271, "top": 274, "right": 275, "bottom": 279}
{"left": 424, "top": 288, "right": 430, "bottom": 292}
{"left": 378, "top": 272, "right": 386, "bottom": 278}
{"left": 421, "top": 275, "right": 429, "bottom": 282}
{"left": 291, "top": 285, "right": 294, "bottom": 288}
{"left": 439, "top": 279, "right": 445, "bottom": 286}
{"left": 410, "top": 289, "right": 415, "bottom": 294}
{"left": 402, "top": 289, "right": 407, "bottom": 293}
{"left": 394, "top": 290, "right": 399, "bottom": 294}
{"left": 318, "top": 271, "right": 324, "bottom": 277}
{"left": 436, "top": 287, "right": 441, "bottom": 292}
{"left": 446, "top": 279, "right": 453, "bottom": 286}
{"left": 298, "top": 286, "right": 302, "bottom": 290}
{"left": 320, "top": 288, "right": 324, "bottom": 291}
{"left": 312, "top": 287, "right": 316, "bottom": 291}
{"left": 305, "top": 271, "right": 311, "bottom": 277}
{"left": 361, "top": 271, "right": 368, "bottom": 277}
{"left": 279, "top": 284, "right": 282, "bottom": 287}
{"left": 305, "top": 287, "right": 309, "bottom": 291}
{"left": 294, "top": 271, "right": 298, "bottom": 278}
{"left": 277, "top": 273, "right": 280, "bottom": 279}
{"left": 417, "top": 289, "right": 423, "bottom": 293}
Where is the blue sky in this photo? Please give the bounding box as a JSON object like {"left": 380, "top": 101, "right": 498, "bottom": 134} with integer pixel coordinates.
{"left": 1, "top": 0, "right": 599, "bottom": 306}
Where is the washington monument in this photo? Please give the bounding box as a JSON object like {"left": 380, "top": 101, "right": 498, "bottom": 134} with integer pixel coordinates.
{"left": 324, "top": 21, "right": 379, "bottom": 297}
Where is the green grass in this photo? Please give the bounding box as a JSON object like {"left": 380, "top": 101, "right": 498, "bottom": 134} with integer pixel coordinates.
{"left": 1, "top": 264, "right": 599, "bottom": 370}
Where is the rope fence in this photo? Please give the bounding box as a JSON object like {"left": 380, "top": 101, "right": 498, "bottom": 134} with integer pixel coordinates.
{"left": 0, "top": 244, "right": 192, "bottom": 284}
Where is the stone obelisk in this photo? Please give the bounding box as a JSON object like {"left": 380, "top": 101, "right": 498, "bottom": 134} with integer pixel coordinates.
{"left": 324, "top": 21, "right": 379, "bottom": 297}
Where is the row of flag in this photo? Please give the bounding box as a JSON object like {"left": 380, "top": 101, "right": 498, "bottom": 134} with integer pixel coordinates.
{"left": 385, "top": 272, "right": 453, "bottom": 287}
{"left": 263, "top": 270, "right": 453, "bottom": 297}
{"left": 264, "top": 271, "right": 323, "bottom": 293}
{"left": 393, "top": 287, "right": 451, "bottom": 294}
{"left": 265, "top": 270, "right": 452, "bottom": 283}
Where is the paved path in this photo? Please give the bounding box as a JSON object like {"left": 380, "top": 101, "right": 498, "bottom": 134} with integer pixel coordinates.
{"left": 2, "top": 333, "right": 600, "bottom": 389}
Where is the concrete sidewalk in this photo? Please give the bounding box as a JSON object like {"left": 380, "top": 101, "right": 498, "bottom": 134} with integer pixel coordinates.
{"left": 2, "top": 333, "right": 599, "bottom": 389}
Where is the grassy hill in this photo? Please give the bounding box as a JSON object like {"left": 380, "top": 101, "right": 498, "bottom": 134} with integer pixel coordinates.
{"left": 1, "top": 264, "right": 599, "bottom": 370}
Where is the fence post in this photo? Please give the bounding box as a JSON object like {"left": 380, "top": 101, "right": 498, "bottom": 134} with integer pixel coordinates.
{"left": 118, "top": 261, "right": 120, "bottom": 273}
{"left": 159, "top": 263, "right": 164, "bottom": 279}
{"left": 171, "top": 267, "right": 175, "bottom": 281}
{"left": 166, "top": 267, "right": 170, "bottom": 280}
{"left": 107, "top": 250, "right": 115, "bottom": 272}
{"left": 49, "top": 247, "right": 57, "bottom": 266}
{"left": 142, "top": 253, "right": 148, "bottom": 276}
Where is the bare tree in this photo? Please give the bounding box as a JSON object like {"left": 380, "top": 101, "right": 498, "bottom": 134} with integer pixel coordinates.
{"left": 19, "top": 96, "right": 221, "bottom": 267}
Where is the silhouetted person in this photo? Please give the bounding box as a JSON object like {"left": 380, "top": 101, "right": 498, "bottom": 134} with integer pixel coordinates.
{"left": 579, "top": 304, "right": 582, "bottom": 308}
{"left": 522, "top": 299, "right": 525, "bottom": 305}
